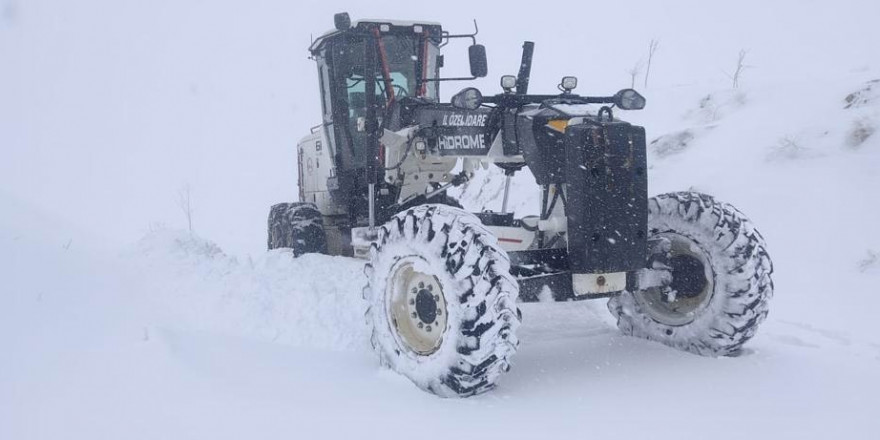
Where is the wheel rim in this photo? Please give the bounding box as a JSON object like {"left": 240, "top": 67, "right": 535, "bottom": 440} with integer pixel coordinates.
{"left": 636, "top": 232, "right": 715, "bottom": 326}
{"left": 386, "top": 257, "right": 448, "bottom": 355}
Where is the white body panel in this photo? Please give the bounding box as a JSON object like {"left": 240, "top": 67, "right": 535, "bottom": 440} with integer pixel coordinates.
{"left": 379, "top": 128, "right": 458, "bottom": 204}
{"left": 572, "top": 272, "right": 627, "bottom": 296}
{"left": 297, "top": 129, "right": 343, "bottom": 215}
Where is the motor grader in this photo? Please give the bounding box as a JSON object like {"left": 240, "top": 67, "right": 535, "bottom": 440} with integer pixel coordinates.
{"left": 268, "top": 13, "right": 774, "bottom": 397}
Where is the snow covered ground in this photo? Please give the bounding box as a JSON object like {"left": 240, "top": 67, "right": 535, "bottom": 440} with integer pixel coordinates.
{"left": 3, "top": 1, "right": 880, "bottom": 439}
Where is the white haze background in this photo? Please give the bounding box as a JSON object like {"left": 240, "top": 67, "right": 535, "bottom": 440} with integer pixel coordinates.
{"left": 3, "top": 0, "right": 877, "bottom": 255}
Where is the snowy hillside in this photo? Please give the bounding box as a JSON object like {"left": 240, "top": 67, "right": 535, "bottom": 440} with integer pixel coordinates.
{"left": 3, "top": 1, "right": 880, "bottom": 439}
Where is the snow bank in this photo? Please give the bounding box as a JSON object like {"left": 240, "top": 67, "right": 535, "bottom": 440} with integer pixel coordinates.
{"left": 127, "top": 228, "right": 370, "bottom": 352}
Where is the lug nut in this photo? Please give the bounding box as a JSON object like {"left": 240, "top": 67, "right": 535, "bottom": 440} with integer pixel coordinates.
{"left": 411, "top": 287, "right": 417, "bottom": 294}
{"left": 411, "top": 312, "right": 417, "bottom": 319}
{"left": 437, "top": 309, "right": 442, "bottom": 316}
{"left": 418, "top": 322, "right": 424, "bottom": 329}
{"left": 409, "top": 298, "right": 415, "bottom": 305}
{"left": 425, "top": 325, "right": 432, "bottom": 332}
{"left": 427, "top": 284, "right": 433, "bottom": 291}
{"left": 418, "top": 282, "right": 425, "bottom": 289}
{"left": 433, "top": 295, "right": 439, "bottom": 301}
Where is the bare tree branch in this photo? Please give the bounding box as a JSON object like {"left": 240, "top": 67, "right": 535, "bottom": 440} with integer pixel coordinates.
{"left": 177, "top": 184, "right": 194, "bottom": 234}
{"left": 627, "top": 60, "right": 644, "bottom": 89}
{"left": 644, "top": 39, "right": 659, "bottom": 89}
{"left": 731, "top": 49, "right": 751, "bottom": 89}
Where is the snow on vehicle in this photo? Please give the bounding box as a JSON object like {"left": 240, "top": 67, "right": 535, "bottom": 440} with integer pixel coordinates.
{"left": 268, "top": 13, "right": 774, "bottom": 397}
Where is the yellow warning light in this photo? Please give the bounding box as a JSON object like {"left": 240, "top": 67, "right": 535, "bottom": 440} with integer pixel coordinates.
{"left": 546, "top": 119, "right": 570, "bottom": 133}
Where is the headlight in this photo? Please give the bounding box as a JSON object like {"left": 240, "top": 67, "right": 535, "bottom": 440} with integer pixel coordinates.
{"left": 500, "top": 75, "right": 517, "bottom": 91}
{"left": 561, "top": 76, "right": 578, "bottom": 92}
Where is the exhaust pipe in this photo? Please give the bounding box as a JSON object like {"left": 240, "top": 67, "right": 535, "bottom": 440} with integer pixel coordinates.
{"left": 516, "top": 41, "right": 534, "bottom": 95}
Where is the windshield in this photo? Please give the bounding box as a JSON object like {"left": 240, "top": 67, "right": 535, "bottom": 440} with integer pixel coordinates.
{"left": 335, "top": 34, "right": 438, "bottom": 107}
{"left": 327, "top": 33, "right": 439, "bottom": 168}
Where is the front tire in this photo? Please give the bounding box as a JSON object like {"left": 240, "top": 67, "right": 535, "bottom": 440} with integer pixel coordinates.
{"left": 364, "top": 204, "right": 521, "bottom": 397}
{"left": 608, "top": 192, "right": 774, "bottom": 356}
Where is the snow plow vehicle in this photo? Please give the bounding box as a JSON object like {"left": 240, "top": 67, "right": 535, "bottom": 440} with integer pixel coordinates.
{"left": 269, "top": 13, "right": 774, "bottom": 398}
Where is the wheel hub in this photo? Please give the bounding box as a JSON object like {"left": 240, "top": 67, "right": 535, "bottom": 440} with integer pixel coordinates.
{"left": 668, "top": 254, "right": 708, "bottom": 298}
{"left": 636, "top": 232, "right": 715, "bottom": 326}
{"left": 387, "top": 258, "right": 448, "bottom": 355}
{"left": 415, "top": 288, "right": 438, "bottom": 324}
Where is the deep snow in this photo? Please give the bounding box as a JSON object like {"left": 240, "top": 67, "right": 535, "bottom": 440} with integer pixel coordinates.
{"left": 3, "top": 1, "right": 880, "bottom": 439}
{"left": 3, "top": 218, "right": 879, "bottom": 439}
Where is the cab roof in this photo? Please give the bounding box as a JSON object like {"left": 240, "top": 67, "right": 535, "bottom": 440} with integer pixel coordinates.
{"left": 309, "top": 19, "right": 444, "bottom": 54}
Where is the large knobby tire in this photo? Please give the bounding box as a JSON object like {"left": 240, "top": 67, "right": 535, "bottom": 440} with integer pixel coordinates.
{"left": 267, "top": 202, "right": 327, "bottom": 256}
{"left": 608, "top": 192, "right": 774, "bottom": 356}
{"left": 364, "top": 204, "right": 521, "bottom": 397}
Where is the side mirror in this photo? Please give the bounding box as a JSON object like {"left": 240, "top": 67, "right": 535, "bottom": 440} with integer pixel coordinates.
{"left": 451, "top": 87, "right": 483, "bottom": 110}
{"left": 468, "top": 45, "right": 488, "bottom": 78}
{"left": 614, "top": 89, "right": 646, "bottom": 110}
{"left": 334, "top": 12, "right": 351, "bottom": 31}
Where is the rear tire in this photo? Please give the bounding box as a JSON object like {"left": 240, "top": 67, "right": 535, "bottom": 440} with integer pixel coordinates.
{"left": 364, "top": 204, "right": 521, "bottom": 397}
{"left": 267, "top": 202, "right": 327, "bottom": 256}
{"left": 608, "top": 192, "right": 774, "bottom": 356}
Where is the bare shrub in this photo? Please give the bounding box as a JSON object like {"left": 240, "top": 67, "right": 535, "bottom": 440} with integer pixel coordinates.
{"left": 688, "top": 92, "right": 745, "bottom": 123}
{"left": 651, "top": 130, "right": 695, "bottom": 158}
{"left": 177, "top": 184, "right": 194, "bottom": 234}
{"left": 627, "top": 61, "right": 643, "bottom": 89}
{"left": 767, "top": 136, "right": 814, "bottom": 161}
{"left": 858, "top": 250, "right": 879, "bottom": 273}
{"left": 846, "top": 118, "right": 876, "bottom": 149}
{"left": 724, "top": 50, "right": 752, "bottom": 89}
{"left": 844, "top": 79, "right": 879, "bottom": 109}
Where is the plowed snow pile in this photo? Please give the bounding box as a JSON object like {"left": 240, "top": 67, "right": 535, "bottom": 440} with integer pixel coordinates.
{"left": 130, "top": 229, "right": 370, "bottom": 351}
{"left": 3, "top": 1, "right": 880, "bottom": 439}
